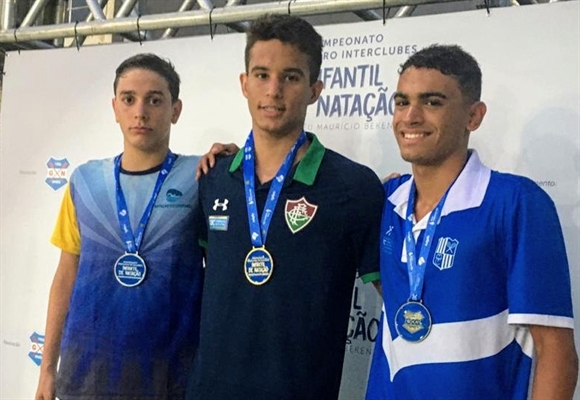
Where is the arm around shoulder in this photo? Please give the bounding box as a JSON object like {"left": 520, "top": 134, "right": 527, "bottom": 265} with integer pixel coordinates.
{"left": 195, "top": 142, "right": 240, "bottom": 180}
{"left": 529, "top": 324, "right": 578, "bottom": 400}
{"left": 35, "top": 251, "right": 79, "bottom": 400}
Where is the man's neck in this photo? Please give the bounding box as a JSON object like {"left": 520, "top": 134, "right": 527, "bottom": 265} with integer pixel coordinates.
{"left": 411, "top": 153, "right": 468, "bottom": 221}
{"left": 120, "top": 147, "right": 169, "bottom": 172}
{"left": 253, "top": 129, "right": 308, "bottom": 184}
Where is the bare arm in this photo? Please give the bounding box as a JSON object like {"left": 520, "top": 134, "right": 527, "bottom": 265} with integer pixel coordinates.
{"left": 195, "top": 142, "right": 240, "bottom": 180}
{"left": 35, "top": 251, "right": 79, "bottom": 400}
{"left": 372, "top": 280, "right": 383, "bottom": 298}
{"left": 529, "top": 324, "right": 578, "bottom": 400}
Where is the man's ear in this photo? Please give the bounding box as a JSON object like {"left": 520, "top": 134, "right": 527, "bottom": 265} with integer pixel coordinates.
{"left": 171, "top": 99, "right": 183, "bottom": 124}
{"left": 466, "top": 101, "right": 487, "bottom": 132}
{"left": 240, "top": 73, "right": 249, "bottom": 99}
{"left": 112, "top": 97, "right": 120, "bottom": 123}
{"left": 309, "top": 80, "right": 323, "bottom": 105}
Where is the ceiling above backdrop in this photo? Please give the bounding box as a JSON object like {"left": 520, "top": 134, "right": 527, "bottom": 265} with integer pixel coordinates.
{"left": 1, "top": 0, "right": 517, "bottom": 49}
{"left": 0, "top": 0, "right": 557, "bottom": 81}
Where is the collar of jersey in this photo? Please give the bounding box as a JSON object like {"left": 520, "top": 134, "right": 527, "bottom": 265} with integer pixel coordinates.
{"left": 229, "top": 132, "right": 325, "bottom": 186}
{"left": 389, "top": 149, "right": 492, "bottom": 224}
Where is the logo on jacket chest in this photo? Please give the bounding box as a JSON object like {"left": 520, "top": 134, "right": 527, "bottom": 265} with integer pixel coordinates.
{"left": 209, "top": 198, "right": 230, "bottom": 231}
{"left": 212, "top": 198, "right": 229, "bottom": 211}
{"left": 433, "top": 237, "right": 459, "bottom": 270}
{"left": 285, "top": 197, "right": 318, "bottom": 233}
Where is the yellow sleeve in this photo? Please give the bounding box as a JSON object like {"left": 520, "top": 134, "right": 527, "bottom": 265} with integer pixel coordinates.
{"left": 50, "top": 184, "right": 81, "bottom": 255}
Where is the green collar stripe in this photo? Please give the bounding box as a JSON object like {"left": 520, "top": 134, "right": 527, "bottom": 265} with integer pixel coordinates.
{"left": 228, "top": 132, "right": 325, "bottom": 186}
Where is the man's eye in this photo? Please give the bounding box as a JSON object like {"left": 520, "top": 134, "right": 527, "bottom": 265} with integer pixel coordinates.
{"left": 425, "top": 99, "right": 442, "bottom": 106}
{"left": 150, "top": 98, "right": 162, "bottom": 105}
{"left": 122, "top": 97, "right": 134, "bottom": 105}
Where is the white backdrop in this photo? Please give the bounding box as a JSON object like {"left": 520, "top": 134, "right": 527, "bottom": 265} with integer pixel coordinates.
{"left": 1, "top": 2, "right": 579, "bottom": 399}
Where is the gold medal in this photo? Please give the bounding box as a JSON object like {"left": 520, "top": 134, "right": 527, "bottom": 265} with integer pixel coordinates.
{"left": 244, "top": 247, "right": 274, "bottom": 286}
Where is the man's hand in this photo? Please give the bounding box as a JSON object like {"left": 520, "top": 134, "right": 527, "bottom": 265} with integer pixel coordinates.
{"left": 35, "top": 368, "right": 56, "bottom": 400}
{"left": 381, "top": 172, "right": 401, "bottom": 184}
{"left": 196, "top": 142, "right": 239, "bottom": 180}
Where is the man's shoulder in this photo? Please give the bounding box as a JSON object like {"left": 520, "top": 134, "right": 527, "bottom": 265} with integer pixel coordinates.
{"left": 212, "top": 153, "right": 237, "bottom": 173}
{"left": 175, "top": 153, "right": 202, "bottom": 166}
{"left": 78, "top": 156, "right": 113, "bottom": 168}
{"left": 488, "top": 170, "right": 553, "bottom": 202}
{"left": 71, "top": 157, "right": 113, "bottom": 178}
{"left": 317, "top": 150, "right": 384, "bottom": 210}
{"left": 199, "top": 154, "right": 237, "bottom": 185}
{"left": 321, "top": 148, "right": 381, "bottom": 182}
{"left": 384, "top": 174, "right": 412, "bottom": 196}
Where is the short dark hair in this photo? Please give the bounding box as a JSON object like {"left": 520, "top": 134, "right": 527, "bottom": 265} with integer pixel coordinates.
{"left": 245, "top": 14, "right": 322, "bottom": 85}
{"left": 400, "top": 44, "right": 482, "bottom": 102}
{"left": 114, "top": 53, "right": 180, "bottom": 103}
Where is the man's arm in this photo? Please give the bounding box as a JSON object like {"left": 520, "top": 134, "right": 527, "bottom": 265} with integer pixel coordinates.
{"left": 529, "top": 324, "right": 578, "bottom": 400}
{"left": 372, "top": 281, "right": 382, "bottom": 298}
{"left": 195, "top": 142, "right": 240, "bottom": 180}
{"left": 35, "top": 251, "right": 79, "bottom": 400}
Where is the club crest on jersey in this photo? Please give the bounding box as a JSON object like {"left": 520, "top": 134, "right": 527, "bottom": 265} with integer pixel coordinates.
{"left": 285, "top": 197, "right": 317, "bottom": 234}
{"left": 433, "top": 237, "right": 459, "bottom": 270}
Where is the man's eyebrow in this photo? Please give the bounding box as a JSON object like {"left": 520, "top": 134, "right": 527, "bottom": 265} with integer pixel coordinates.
{"left": 250, "top": 66, "right": 268, "bottom": 73}
{"left": 118, "top": 90, "right": 166, "bottom": 97}
{"left": 393, "top": 91, "right": 448, "bottom": 100}
{"left": 146, "top": 90, "right": 166, "bottom": 97}
{"left": 419, "top": 91, "right": 448, "bottom": 100}
{"left": 250, "top": 66, "right": 306, "bottom": 77}
{"left": 282, "top": 67, "right": 305, "bottom": 77}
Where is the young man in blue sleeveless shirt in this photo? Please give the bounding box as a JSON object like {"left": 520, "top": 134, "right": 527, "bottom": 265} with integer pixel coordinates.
{"left": 36, "top": 54, "right": 205, "bottom": 400}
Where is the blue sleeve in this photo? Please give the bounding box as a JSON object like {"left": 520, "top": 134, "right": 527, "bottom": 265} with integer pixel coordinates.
{"left": 506, "top": 178, "right": 574, "bottom": 327}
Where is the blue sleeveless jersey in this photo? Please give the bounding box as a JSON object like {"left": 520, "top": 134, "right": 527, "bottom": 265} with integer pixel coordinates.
{"left": 54, "top": 155, "right": 204, "bottom": 400}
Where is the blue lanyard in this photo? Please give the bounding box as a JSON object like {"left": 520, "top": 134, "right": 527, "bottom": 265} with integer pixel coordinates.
{"left": 404, "top": 181, "right": 450, "bottom": 301}
{"left": 114, "top": 151, "right": 175, "bottom": 254}
{"left": 242, "top": 131, "right": 307, "bottom": 247}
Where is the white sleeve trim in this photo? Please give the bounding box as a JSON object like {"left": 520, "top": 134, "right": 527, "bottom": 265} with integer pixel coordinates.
{"left": 508, "top": 313, "right": 575, "bottom": 329}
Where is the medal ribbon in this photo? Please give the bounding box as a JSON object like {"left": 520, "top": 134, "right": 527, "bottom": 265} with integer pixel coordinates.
{"left": 114, "top": 151, "right": 175, "bottom": 254}
{"left": 242, "top": 130, "right": 307, "bottom": 247}
{"left": 404, "top": 181, "right": 450, "bottom": 302}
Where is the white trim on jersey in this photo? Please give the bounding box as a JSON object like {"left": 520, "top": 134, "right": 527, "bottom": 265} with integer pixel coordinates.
{"left": 509, "top": 313, "right": 575, "bottom": 330}
{"left": 389, "top": 150, "right": 492, "bottom": 220}
{"left": 381, "top": 308, "right": 533, "bottom": 381}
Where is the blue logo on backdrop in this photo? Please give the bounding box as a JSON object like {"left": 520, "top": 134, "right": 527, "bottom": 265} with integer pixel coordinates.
{"left": 45, "top": 157, "right": 70, "bottom": 191}
{"left": 166, "top": 188, "right": 183, "bottom": 203}
{"left": 28, "top": 332, "right": 45, "bottom": 366}
{"left": 433, "top": 237, "right": 459, "bottom": 270}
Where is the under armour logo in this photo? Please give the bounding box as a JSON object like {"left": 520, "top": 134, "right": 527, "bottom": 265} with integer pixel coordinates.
{"left": 213, "top": 198, "right": 229, "bottom": 211}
